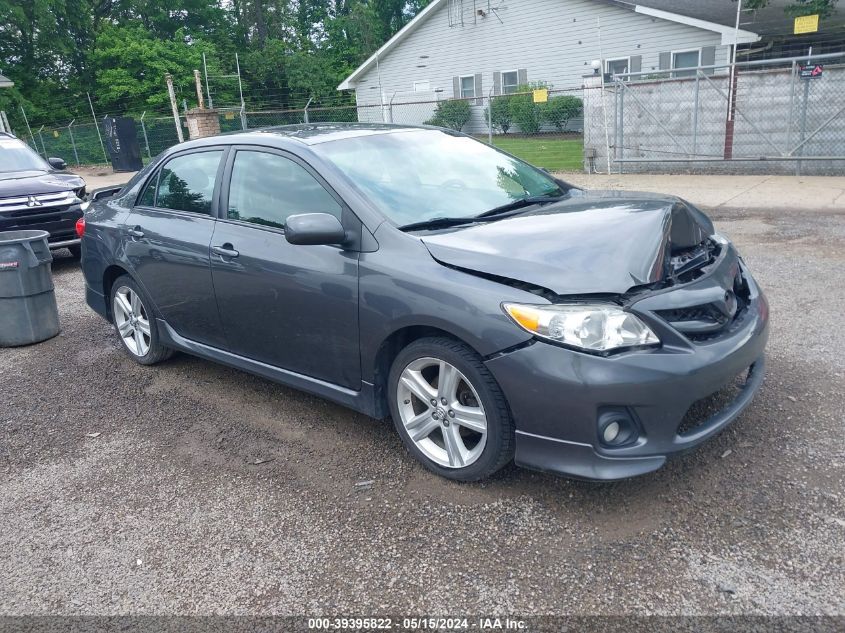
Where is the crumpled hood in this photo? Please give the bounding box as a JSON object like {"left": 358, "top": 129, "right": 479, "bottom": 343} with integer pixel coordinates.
{"left": 0, "top": 170, "right": 85, "bottom": 198}
{"left": 420, "top": 190, "right": 714, "bottom": 295}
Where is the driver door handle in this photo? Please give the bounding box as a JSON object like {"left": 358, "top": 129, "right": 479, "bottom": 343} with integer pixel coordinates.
{"left": 211, "top": 244, "right": 239, "bottom": 259}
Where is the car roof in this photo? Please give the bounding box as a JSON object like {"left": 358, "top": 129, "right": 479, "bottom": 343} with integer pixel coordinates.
{"left": 177, "top": 123, "right": 435, "bottom": 151}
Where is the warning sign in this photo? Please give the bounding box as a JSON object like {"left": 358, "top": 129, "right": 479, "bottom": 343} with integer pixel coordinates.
{"left": 799, "top": 64, "right": 824, "bottom": 79}
{"left": 532, "top": 88, "right": 548, "bottom": 103}
{"left": 794, "top": 14, "right": 819, "bottom": 34}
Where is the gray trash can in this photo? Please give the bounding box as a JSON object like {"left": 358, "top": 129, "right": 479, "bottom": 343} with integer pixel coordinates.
{"left": 0, "top": 230, "right": 61, "bottom": 347}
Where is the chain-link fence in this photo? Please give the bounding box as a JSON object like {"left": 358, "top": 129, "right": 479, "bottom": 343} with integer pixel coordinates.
{"left": 6, "top": 88, "right": 586, "bottom": 173}
{"left": 9, "top": 54, "right": 843, "bottom": 176}
{"left": 585, "top": 51, "right": 845, "bottom": 175}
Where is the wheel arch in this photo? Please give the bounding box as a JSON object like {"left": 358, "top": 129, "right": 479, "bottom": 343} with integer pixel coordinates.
{"left": 370, "top": 325, "right": 480, "bottom": 419}
{"left": 102, "top": 264, "right": 131, "bottom": 319}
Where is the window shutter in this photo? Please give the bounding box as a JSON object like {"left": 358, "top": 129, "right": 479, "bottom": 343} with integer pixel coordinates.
{"left": 659, "top": 52, "right": 671, "bottom": 71}
{"left": 493, "top": 71, "right": 501, "bottom": 96}
{"left": 517, "top": 68, "right": 528, "bottom": 86}
{"left": 474, "top": 73, "right": 482, "bottom": 104}
{"left": 701, "top": 46, "right": 716, "bottom": 75}
{"left": 453, "top": 76, "right": 460, "bottom": 98}
{"left": 630, "top": 55, "right": 642, "bottom": 74}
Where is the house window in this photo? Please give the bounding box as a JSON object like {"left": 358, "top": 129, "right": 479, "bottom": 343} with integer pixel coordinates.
{"left": 413, "top": 80, "right": 431, "bottom": 93}
{"left": 460, "top": 75, "right": 475, "bottom": 99}
{"left": 501, "top": 70, "right": 519, "bottom": 94}
{"left": 605, "top": 58, "right": 630, "bottom": 77}
{"left": 672, "top": 49, "right": 701, "bottom": 78}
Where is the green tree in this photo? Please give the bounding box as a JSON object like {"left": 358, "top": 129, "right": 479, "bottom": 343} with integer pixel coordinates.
{"left": 739, "top": 0, "right": 839, "bottom": 17}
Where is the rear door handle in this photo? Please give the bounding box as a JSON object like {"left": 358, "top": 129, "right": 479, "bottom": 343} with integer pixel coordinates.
{"left": 128, "top": 227, "right": 144, "bottom": 239}
{"left": 211, "top": 244, "right": 239, "bottom": 259}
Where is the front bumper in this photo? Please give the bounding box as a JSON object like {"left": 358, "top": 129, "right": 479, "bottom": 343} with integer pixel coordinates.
{"left": 485, "top": 261, "right": 769, "bottom": 481}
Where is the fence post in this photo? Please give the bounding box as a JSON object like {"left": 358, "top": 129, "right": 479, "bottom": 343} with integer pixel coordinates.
{"left": 796, "top": 48, "right": 813, "bottom": 176}
{"left": 618, "top": 80, "right": 625, "bottom": 174}
{"left": 303, "top": 97, "right": 313, "bottom": 124}
{"left": 692, "top": 72, "right": 701, "bottom": 158}
{"left": 487, "top": 88, "right": 493, "bottom": 145}
{"left": 67, "top": 119, "right": 80, "bottom": 165}
{"left": 140, "top": 111, "right": 151, "bottom": 159}
{"left": 37, "top": 125, "right": 47, "bottom": 157}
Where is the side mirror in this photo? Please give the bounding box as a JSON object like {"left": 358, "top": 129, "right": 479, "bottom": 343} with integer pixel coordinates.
{"left": 48, "top": 157, "right": 67, "bottom": 170}
{"left": 285, "top": 213, "right": 347, "bottom": 246}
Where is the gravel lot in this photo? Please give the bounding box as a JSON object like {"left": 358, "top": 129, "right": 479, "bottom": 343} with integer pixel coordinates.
{"left": 0, "top": 200, "right": 843, "bottom": 616}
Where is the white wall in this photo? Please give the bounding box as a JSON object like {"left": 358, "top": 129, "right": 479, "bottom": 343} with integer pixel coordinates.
{"left": 351, "top": 0, "right": 730, "bottom": 107}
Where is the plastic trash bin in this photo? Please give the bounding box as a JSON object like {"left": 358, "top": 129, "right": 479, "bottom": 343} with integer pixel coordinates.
{"left": 0, "top": 230, "right": 60, "bottom": 347}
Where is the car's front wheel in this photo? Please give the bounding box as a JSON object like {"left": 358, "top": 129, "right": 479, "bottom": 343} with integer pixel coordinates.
{"left": 388, "top": 337, "right": 514, "bottom": 481}
{"left": 110, "top": 275, "right": 173, "bottom": 365}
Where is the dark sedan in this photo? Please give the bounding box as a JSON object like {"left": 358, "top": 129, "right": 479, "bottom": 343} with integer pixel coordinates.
{"left": 0, "top": 132, "right": 86, "bottom": 256}
{"left": 79, "top": 124, "right": 768, "bottom": 481}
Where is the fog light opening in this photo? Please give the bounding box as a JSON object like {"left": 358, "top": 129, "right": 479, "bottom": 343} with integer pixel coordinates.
{"left": 598, "top": 411, "right": 639, "bottom": 448}
{"left": 602, "top": 421, "right": 621, "bottom": 443}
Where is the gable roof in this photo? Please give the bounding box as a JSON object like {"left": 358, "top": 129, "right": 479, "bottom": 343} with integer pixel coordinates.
{"left": 0, "top": 74, "right": 13, "bottom": 88}
{"left": 337, "top": 0, "right": 760, "bottom": 90}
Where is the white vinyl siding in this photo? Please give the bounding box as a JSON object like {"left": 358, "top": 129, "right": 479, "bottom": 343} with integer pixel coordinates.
{"left": 351, "top": 0, "right": 730, "bottom": 119}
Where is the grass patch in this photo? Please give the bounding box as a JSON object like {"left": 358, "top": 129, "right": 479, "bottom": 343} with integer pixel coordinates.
{"left": 487, "top": 135, "right": 583, "bottom": 171}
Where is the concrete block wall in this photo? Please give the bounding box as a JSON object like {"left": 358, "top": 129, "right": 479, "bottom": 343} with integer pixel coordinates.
{"left": 584, "top": 66, "right": 845, "bottom": 175}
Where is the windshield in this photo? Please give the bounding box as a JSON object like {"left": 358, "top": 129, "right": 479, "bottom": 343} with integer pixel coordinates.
{"left": 0, "top": 137, "right": 49, "bottom": 172}
{"left": 312, "top": 129, "right": 568, "bottom": 226}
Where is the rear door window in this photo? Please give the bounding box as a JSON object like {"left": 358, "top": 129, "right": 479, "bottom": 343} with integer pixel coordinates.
{"left": 152, "top": 150, "right": 223, "bottom": 215}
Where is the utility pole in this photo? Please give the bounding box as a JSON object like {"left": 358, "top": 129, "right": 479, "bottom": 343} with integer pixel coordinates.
{"left": 20, "top": 105, "right": 36, "bottom": 150}
{"left": 193, "top": 69, "right": 205, "bottom": 109}
{"left": 165, "top": 74, "right": 185, "bottom": 143}
{"left": 87, "top": 92, "right": 108, "bottom": 161}
{"left": 203, "top": 52, "right": 213, "bottom": 109}
{"left": 235, "top": 52, "right": 246, "bottom": 130}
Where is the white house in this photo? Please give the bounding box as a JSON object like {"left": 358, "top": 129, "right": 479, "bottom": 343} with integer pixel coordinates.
{"left": 338, "top": 0, "right": 760, "bottom": 126}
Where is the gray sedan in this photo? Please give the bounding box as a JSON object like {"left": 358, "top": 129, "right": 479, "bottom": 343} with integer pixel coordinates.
{"left": 78, "top": 124, "right": 768, "bottom": 481}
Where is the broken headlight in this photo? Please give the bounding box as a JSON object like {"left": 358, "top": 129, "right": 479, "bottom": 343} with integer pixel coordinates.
{"left": 503, "top": 303, "right": 660, "bottom": 353}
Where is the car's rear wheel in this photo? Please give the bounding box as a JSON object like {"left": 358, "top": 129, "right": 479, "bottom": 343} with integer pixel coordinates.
{"left": 388, "top": 337, "right": 514, "bottom": 481}
{"left": 110, "top": 275, "right": 172, "bottom": 365}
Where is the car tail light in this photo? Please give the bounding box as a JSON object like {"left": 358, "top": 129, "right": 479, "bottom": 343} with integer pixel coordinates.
{"left": 75, "top": 217, "right": 86, "bottom": 238}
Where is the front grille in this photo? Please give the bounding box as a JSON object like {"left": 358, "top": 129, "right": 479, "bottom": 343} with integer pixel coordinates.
{"left": 655, "top": 268, "right": 751, "bottom": 342}
{"left": 677, "top": 367, "right": 751, "bottom": 436}
{"left": 0, "top": 190, "right": 75, "bottom": 214}
{"left": 0, "top": 191, "right": 81, "bottom": 242}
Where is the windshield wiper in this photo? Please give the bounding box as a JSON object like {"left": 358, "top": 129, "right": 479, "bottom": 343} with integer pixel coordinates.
{"left": 475, "top": 194, "right": 565, "bottom": 219}
{"left": 398, "top": 216, "right": 480, "bottom": 232}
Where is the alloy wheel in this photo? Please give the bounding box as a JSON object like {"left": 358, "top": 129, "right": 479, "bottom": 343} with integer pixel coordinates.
{"left": 113, "top": 285, "right": 151, "bottom": 357}
{"left": 396, "top": 357, "right": 488, "bottom": 468}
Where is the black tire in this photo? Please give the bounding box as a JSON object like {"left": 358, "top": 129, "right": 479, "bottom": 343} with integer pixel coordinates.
{"left": 67, "top": 244, "right": 82, "bottom": 259}
{"left": 109, "top": 275, "right": 173, "bottom": 365}
{"left": 388, "top": 337, "right": 514, "bottom": 481}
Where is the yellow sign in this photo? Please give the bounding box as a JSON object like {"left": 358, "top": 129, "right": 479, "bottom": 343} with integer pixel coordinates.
{"left": 225, "top": 111, "right": 235, "bottom": 120}
{"left": 52, "top": 130, "right": 60, "bottom": 138}
{"left": 532, "top": 88, "right": 548, "bottom": 103}
{"left": 794, "top": 14, "right": 819, "bottom": 34}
